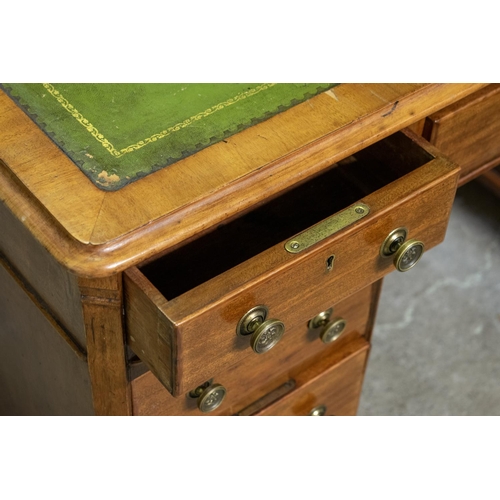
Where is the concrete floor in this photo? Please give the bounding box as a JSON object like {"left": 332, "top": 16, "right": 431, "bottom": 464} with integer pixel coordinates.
{"left": 358, "top": 180, "right": 500, "bottom": 415}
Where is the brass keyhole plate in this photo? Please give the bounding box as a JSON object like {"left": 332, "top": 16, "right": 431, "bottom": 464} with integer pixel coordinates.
{"left": 285, "top": 203, "right": 370, "bottom": 254}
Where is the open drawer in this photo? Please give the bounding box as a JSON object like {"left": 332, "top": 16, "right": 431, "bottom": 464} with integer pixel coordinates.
{"left": 124, "top": 129, "right": 460, "bottom": 396}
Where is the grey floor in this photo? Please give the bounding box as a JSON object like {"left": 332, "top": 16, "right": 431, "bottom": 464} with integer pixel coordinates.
{"left": 358, "top": 180, "right": 500, "bottom": 415}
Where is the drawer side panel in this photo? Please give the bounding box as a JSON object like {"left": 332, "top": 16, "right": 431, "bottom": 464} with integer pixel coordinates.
{"left": 124, "top": 267, "right": 175, "bottom": 394}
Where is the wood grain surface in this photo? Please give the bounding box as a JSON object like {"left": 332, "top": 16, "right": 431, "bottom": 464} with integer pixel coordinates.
{"left": 80, "top": 275, "right": 132, "bottom": 415}
{"left": 253, "top": 338, "right": 369, "bottom": 416}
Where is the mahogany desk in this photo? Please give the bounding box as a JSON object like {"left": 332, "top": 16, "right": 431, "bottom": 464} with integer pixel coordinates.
{"left": 1, "top": 83, "right": 497, "bottom": 415}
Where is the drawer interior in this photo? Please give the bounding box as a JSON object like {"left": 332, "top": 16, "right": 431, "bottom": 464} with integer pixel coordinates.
{"left": 141, "top": 131, "right": 433, "bottom": 299}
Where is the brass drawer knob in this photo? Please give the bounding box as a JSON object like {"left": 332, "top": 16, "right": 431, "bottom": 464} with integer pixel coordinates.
{"left": 381, "top": 228, "right": 424, "bottom": 272}
{"left": 309, "top": 309, "right": 346, "bottom": 344}
{"left": 309, "top": 405, "right": 327, "bottom": 416}
{"left": 197, "top": 383, "right": 227, "bottom": 413}
{"left": 308, "top": 308, "right": 333, "bottom": 329}
{"left": 380, "top": 227, "right": 408, "bottom": 257}
{"left": 250, "top": 319, "right": 285, "bottom": 354}
{"left": 319, "top": 318, "right": 347, "bottom": 344}
{"left": 394, "top": 239, "right": 424, "bottom": 272}
{"left": 238, "top": 306, "right": 285, "bottom": 353}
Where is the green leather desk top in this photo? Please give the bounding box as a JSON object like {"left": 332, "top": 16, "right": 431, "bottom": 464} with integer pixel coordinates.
{"left": 1, "top": 83, "right": 336, "bottom": 190}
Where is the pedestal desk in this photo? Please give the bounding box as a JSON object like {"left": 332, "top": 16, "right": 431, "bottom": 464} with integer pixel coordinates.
{"left": 1, "top": 83, "right": 497, "bottom": 415}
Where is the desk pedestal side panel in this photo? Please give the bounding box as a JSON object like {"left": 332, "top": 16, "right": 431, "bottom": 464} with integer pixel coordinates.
{"left": 0, "top": 198, "right": 86, "bottom": 349}
{"left": 0, "top": 264, "right": 94, "bottom": 415}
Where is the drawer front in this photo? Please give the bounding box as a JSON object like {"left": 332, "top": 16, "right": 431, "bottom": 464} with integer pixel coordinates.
{"left": 425, "top": 84, "right": 500, "bottom": 185}
{"left": 130, "top": 284, "right": 377, "bottom": 415}
{"left": 125, "top": 130, "right": 460, "bottom": 396}
{"left": 252, "top": 337, "right": 369, "bottom": 416}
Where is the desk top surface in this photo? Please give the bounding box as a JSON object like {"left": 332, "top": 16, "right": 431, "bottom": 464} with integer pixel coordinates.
{"left": 2, "top": 83, "right": 335, "bottom": 190}
{"left": 0, "top": 83, "right": 484, "bottom": 276}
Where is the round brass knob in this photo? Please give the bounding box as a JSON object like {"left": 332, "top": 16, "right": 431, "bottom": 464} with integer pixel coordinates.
{"left": 197, "top": 383, "right": 227, "bottom": 413}
{"left": 309, "top": 405, "right": 327, "bottom": 416}
{"left": 380, "top": 227, "right": 408, "bottom": 257}
{"left": 250, "top": 319, "right": 285, "bottom": 354}
{"left": 393, "top": 239, "right": 424, "bottom": 272}
{"left": 237, "top": 306, "right": 285, "bottom": 353}
{"left": 236, "top": 305, "right": 269, "bottom": 336}
{"left": 308, "top": 308, "right": 333, "bottom": 329}
{"left": 319, "top": 318, "right": 347, "bottom": 344}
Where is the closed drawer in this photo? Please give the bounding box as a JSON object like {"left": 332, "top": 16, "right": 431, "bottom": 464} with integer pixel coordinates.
{"left": 124, "top": 129, "right": 459, "bottom": 396}
{"left": 424, "top": 84, "right": 500, "bottom": 185}
{"left": 251, "top": 337, "right": 369, "bottom": 416}
{"left": 130, "top": 283, "right": 378, "bottom": 415}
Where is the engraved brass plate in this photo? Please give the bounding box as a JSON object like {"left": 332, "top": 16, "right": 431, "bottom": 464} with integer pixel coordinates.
{"left": 285, "top": 203, "right": 370, "bottom": 254}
